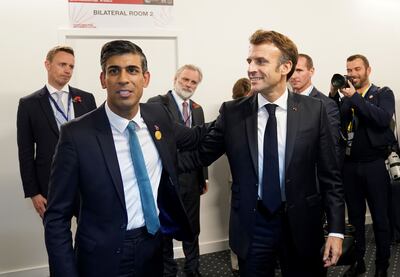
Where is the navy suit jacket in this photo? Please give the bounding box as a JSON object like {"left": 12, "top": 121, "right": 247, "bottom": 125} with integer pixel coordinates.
{"left": 184, "top": 92, "right": 345, "bottom": 260}
{"left": 44, "top": 103, "right": 203, "bottom": 277}
{"left": 339, "top": 84, "right": 396, "bottom": 149}
{"left": 17, "top": 86, "right": 96, "bottom": 198}
{"left": 309, "top": 87, "right": 342, "bottom": 166}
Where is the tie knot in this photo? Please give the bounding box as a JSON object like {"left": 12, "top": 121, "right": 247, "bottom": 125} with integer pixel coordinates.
{"left": 265, "top": 104, "right": 277, "bottom": 115}
{"left": 182, "top": 101, "right": 188, "bottom": 108}
{"left": 127, "top": 121, "right": 136, "bottom": 132}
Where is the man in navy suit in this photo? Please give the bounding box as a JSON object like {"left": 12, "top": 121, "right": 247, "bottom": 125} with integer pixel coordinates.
{"left": 148, "top": 64, "right": 208, "bottom": 277}
{"left": 44, "top": 40, "right": 204, "bottom": 277}
{"left": 17, "top": 45, "right": 96, "bottom": 218}
{"left": 289, "top": 53, "right": 342, "bottom": 166}
{"left": 181, "top": 30, "right": 345, "bottom": 276}
{"left": 331, "top": 54, "right": 395, "bottom": 277}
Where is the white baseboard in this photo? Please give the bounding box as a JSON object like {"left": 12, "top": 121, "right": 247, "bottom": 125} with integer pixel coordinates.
{"left": 0, "top": 266, "right": 48, "bottom": 277}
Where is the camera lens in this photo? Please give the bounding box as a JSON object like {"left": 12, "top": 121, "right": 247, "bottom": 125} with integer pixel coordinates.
{"left": 331, "top": 74, "right": 347, "bottom": 89}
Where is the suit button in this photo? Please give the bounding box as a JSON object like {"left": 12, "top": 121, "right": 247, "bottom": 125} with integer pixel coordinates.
{"left": 116, "top": 248, "right": 121, "bottom": 254}
{"left": 120, "top": 224, "right": 126, "bottom": 229}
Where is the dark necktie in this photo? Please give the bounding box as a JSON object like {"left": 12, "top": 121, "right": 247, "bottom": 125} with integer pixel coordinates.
{"left": 182, "top": 101, "right": 190, "bottom": 127}
{"left": 127, "top": 121, "right": 160, "bottom": 234}
{"left": 262, "top": 104, "right": 282, "bottom": 214}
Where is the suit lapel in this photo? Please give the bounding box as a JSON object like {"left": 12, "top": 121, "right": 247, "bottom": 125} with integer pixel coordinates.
{"left": 309, "top": 87, "right": 319, "bottom": 98}
{"left": 245, "top": 95, "right": 259, "bottom": 177}
{"left": 190, "top": 100, "right": 202, "bottom": 126}
{"left": 140, "top": 104, "right": 175, "bottom": 177}
{"left": 37, "top": 86, "right": 59, "bottom": 136}
{"left": 167, "top": 91, "right": 184, "bottom": 124}
{"left": 285, "top": 92, "right": 300, "bottom": 172}
{"left": 95, "top": 105, "right": 126, "bottom": 208}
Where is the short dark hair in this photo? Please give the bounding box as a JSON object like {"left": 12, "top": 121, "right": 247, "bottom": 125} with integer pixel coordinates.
{"left": 46, "top": 46, "right": 74, "bottom": 62}
{"left": 298, "top": 53, "right": 314, "bottom": 70}
{"left": 100, "top": 40, "right": 148, "bottom": 73}
{"left": 347, "top": 54, "right": 370, "bottom": 68}
{"left": 232, "top": 78, "right": 251, "bottom": 99}
{"left": 249, "top": 30, "right": 298, "bottom": 80}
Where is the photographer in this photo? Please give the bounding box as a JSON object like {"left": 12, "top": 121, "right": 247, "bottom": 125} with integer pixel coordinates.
{"left": 330, "top": 54, "right": 395, "bottom": 277}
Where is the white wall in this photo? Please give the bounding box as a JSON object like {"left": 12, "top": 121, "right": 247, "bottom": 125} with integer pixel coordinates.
{"left": 1, "top": 0, "right": 400, "bottom": 274}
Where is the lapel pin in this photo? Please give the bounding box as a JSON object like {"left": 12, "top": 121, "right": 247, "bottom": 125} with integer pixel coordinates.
{"left": 155, "top": 130, "right": 162, "bottom": 140}
{"left": 292, "top": 107, "right": 298, "bottom": 111}
{"left": 154, "top": 124, "right": 160, "bottom": 130}
{"left": 369, "top": 95, "right": 373, "bottom": 99}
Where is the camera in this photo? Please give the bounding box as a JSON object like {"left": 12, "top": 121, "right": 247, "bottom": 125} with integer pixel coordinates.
{"left": 331, "top": 74, "right": 353, "bottom": 89}
{"left": 386, "top": 151, "right": 400, "bottom": 181}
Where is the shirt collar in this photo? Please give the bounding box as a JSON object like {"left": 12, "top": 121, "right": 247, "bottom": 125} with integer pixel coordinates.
{"left": 171, "top": 90, "right": 188, "bottom": 106}
{"left": 105, "top": 102, "right": 145, "bottom": 134}
{"left": 46, "top": 83, "right": 70, "bottom": 94}
{"left": 257, "top": 88, "right": 288, "bottom": 111}
{"left": 298, "top": 84, "right": 314, "bottom": 96}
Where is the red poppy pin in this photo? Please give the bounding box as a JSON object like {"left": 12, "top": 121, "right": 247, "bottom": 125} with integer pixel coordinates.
{"left": 72, "top": 96, "right": 82, "bottom": 103}
{"left": 192, "top": 102, "right": 201, "bottom": 109}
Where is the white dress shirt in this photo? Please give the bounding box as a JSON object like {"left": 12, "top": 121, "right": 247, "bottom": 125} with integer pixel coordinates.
{"left": 257, "top": 90, "right": 288, "bottom": 201}
{"left": 171, "top": 90, "right": 192, "bottom": 127}
{"left": 46, "top": 83, "right": 75, "bottom": 121}
{"left": 105, "top": 103, "right": 162, "bottom": 230}
{"left": 296, "top": 84, "right": 314, "bottom": 96}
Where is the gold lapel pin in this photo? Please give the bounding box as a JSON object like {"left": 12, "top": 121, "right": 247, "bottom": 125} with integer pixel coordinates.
{"left": 155, "top": 130, "right": 162, "bottom": 140}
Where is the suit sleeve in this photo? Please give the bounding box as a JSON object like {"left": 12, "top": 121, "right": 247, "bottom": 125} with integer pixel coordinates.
{"left": 317, "top": 103, "right": 345, "bottom": 234}
{"left": 17, "top": 98, "right": 40, "bottom": 198}
{"left": 342, "top": 87, "right": 394, "bottom": 129}
{"left": 44, "top": 125, "right": 79, "bottom": 277}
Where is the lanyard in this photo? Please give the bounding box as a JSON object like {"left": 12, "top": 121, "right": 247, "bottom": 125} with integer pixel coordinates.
{"left": 48, "top": 92, "right": 72, "bottom": 122}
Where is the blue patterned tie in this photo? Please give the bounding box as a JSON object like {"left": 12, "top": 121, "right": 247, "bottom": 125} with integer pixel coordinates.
{"left": 262, "top": 104, "right": 282, "bottom": 214}
{"left": 127, "top": 121, "right": 160, "bottom": 234}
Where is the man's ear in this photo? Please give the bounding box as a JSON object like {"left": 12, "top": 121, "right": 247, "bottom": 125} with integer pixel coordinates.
{"left": 280, "top": 60, "right": 293, "bottom": 76}
{"left": 100, "top": 72, "right": 106, "bottom": 89}
{"left": 143, "top": 71, "right": 150, "bottom": 88}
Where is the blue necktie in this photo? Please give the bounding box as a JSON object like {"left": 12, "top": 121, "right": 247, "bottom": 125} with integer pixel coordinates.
{"left": 127, "top": 121, "right": 160, "bottom": 235}
{"left": 262, "top": 104, "right": 282, "bottom": 214}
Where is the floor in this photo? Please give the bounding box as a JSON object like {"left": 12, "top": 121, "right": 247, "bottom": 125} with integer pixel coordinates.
{"left": 175, "top": 225, "right": 400, "bottom": 276}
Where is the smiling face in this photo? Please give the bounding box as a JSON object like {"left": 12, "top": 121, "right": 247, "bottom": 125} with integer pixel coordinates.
{"left": 45, "top": 51, "right": 75, "bottom": 90}
{"left": 247, "top": 43, "right": 291, "bottom": 100}
{"left": 100, "top": 53, "right": 150, "bottom": 119}
{"left": 346, "top": 58, "right": 371, "bottom": 90}
{"left": 289, "top": 56, "right": 314, "bottom": 93}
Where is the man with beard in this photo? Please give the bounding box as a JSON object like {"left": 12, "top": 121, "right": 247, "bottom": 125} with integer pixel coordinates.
{"left": 330, "top": 54, "right": 395, "bottom": 277}
{"left": 148, "top": 64, "right": 207, "bottom": 277}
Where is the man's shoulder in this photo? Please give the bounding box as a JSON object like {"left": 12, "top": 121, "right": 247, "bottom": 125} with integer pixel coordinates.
{"left": 20, "top": 86, "right": 47, "bottom": 102}
{"left": 311, "top": 88, "right": 336, "bottom": 106}
{"left": 69, "top": 86, "right": 94, "bottom": 97}
{"left": 147, "top": 92, "right": 170, "bottom": 104}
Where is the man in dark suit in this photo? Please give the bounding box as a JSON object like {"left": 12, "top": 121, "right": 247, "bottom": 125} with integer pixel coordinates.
{"left": 182, "top": 30, "right": 345, "bottom": 276}
{"left": 289, "top": 53, "right": 342, "bottom": 166}
{"left": 331, "top": 54, "right": 394, "bottom": 277}
{"left": 17, "top": 45, "right": 96, "bottom": 218}
{"left": 148, "top": 64, "right": 207, "bottom": 277}
{"left": 44, "top": 40, "right": 204, "bottom": 277}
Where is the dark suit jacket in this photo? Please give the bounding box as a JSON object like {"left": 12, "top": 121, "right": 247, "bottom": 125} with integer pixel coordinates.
{"left": 309, "top": 87, "right": 342, "bottom": 166}
{"left": 148, "top": 91, "right": 208, "bottom": 187}
{"left": 187, "top": 92, "right": 345, "bottom": 260}
{"left": 17, "top": 86, "right": 96, "bottom": 198}
{"left": 339, "top": 84, "right": 396, "bottom": 149}
{"left": 44, "top": 103, "right": 203, "bottom": 277}
{"left": 148, "top": 91, "right": 208, "bottom": 235}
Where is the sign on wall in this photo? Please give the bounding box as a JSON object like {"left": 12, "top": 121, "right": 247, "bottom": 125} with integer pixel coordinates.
{"left": 68, "top": 0, "right": 174, "bottom": 29}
